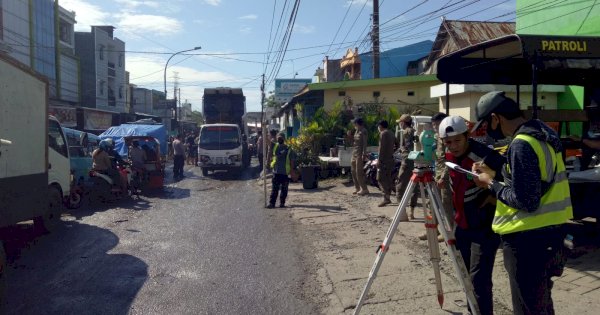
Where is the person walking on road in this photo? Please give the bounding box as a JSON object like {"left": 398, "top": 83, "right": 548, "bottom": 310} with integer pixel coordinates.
{"left": 472, "top": 91, "right": 573, "bottom": 315}
{"left": 351, "top": 118, "right": 369, "bottom": 195}
{"left": 376, "top": 120, "right": 395, "bottom": 206}
{"left": 395, "top": 114, "right": 418, "bottom": 220}
{"left": 267, "top": 133, "right": 295, "bottom": 208}
{"left": 172, "top": 135, "right": 185, "bottom": 179}
{"left": 439, "top": 116, "right": 505, "bottom": 315}
{"left": 257, "top": 131, "right": 264, "bottom": 172}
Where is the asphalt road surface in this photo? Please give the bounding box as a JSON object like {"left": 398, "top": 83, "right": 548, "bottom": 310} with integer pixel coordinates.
{"left": 2, "top": 164, "right": 319, "bottom": 314}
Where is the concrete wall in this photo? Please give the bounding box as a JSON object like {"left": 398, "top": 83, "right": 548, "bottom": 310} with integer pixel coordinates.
{"left": 322, "top": 81, "right": 439, "bottom": 114}
{"left": 435, "top": 88, "right": 560, "bottom": 122}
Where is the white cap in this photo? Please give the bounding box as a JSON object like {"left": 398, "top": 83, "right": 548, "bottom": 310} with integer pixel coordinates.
{"left": 439, "top": 116, "right": 468, "bottom": 138}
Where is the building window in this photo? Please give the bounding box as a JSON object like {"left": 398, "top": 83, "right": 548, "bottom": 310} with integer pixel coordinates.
{"left": 338, "top": 91, "right": 346, "bottom": 96}
{"left": 99, "top": 81, "right": 105, "bottom": 96}
{"left": 99, "top": 45, "right": 104, "bottom": 60}
{"left": 407, "top": 91, "right": 415, "bottom": 96}
{"left": 59, "top": 19, "right": 72, "bottom": 45}
{"left": 119, "top": 86, "right": 124, "bottom": 99}
{"left": 373, "top": 91, "right": 380, "bottom": 97}
{"left": 118, "top": 54, "right": 123, "bottom": 67}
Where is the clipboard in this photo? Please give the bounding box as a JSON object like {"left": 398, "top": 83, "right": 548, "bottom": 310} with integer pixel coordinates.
{"left": 445, "top": 161, "right": 481, "bottom": 178}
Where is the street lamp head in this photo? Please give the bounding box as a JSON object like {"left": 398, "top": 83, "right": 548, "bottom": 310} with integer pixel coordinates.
{"left": 193, "top": 46, "right": 202, "bottom": 50}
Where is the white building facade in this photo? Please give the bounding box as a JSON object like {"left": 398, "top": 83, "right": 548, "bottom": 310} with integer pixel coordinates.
{"left": 75, "top": 26, "right": 127, "bottom": 113}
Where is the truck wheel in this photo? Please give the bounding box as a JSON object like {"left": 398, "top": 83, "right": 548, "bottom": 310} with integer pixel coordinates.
{"left": 201, "top": 168, "right": 208, "bottom": 176}
{"left": 34, "top": 186, "right": 63, "bottom": 233}
{"left": 0, "top": 241, "right": 6, "bottom": 304}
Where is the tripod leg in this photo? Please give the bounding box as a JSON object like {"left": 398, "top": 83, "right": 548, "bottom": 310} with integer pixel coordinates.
{"left": 419, "top": 182, "right": 444, "bottom": 308}
{"left": 353, "top": 178, "right": 419, "bottom": 315}
{"left": 425, "top": 183, "right": 481, "bottom": 315}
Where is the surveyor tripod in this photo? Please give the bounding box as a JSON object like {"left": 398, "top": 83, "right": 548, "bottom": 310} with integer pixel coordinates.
{"left": 353, "top": 166, "right": 480, "bottom": 315}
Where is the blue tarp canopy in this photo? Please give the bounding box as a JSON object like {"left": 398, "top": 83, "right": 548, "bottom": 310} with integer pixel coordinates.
{"left": 99, "top": 124, "right": 167, "bottom": 157}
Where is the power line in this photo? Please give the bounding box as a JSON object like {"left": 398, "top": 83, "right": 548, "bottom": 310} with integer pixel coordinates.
{"left": 325, "top": 0, "right": 354, "bottom": 57}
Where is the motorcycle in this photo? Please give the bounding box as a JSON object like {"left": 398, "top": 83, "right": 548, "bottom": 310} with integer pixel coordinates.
{"left": 364, "top": 152, "right": 380, "bottom": 188}
{"left": 86, "top": 161, "right": 133, "bottom": 202}
{"left": 364, "top": 152, "right": 403, "bottom": 190}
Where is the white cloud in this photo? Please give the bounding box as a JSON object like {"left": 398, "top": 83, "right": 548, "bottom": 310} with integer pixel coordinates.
{"left": 240, "top": 26, "right": 252, "bottom": 34}
{"left": 294, "top": 24, "right": 316, "bottom": 34}
{"left": 60, "top": 0, "right": 110, "bottom": 31}
{"left": 203, "top": 0, "right": 222, "bottom": 6}
{"left": 238, "top": 14, "right": 258, "bottom": 20}
{"left": 117, "top": 14, "right": 183, "bottom": 37}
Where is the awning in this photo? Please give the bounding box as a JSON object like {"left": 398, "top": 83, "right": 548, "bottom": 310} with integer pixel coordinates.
{"left": 437, "top": 34, "right": 600, "bottom": 86}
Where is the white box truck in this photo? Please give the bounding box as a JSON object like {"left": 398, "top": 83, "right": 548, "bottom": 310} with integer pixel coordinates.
{"left": 197, "top": 124, "right": 244, "bottom": 176}
{"left": 0, "top": 55, "right": 71, "bottom": 297}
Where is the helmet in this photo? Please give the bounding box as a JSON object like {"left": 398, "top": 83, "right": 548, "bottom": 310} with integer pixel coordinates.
{"left": 439, "top": 116, "right": 468, "bottom": 138}
{"left": 105, "top": 138, "right": 114, "bottom": 148}
{"left": 99, "top": 139, "right": 111, "bottom": 151}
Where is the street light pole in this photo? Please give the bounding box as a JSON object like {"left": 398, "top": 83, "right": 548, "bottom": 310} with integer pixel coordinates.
{"left": 164, "top": 46, "right": 201, "bottom": 133}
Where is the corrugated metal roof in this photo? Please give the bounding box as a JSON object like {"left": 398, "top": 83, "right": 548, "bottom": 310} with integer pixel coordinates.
{"left": 424, "top": 20, "right": 515, "bottom": 74}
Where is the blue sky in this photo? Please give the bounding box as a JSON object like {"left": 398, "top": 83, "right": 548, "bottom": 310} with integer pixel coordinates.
{"left": 60, "top": 0, "right": 516, "bottom": 111}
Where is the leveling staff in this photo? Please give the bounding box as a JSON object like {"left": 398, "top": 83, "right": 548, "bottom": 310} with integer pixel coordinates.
{"left": 439, "top": 116, "right": 505, "bottom": 315}
{"left": 472, "top": 91, "right": 572, "bottom": 315}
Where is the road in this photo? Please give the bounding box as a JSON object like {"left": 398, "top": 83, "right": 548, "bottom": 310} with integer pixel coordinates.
{"left": 1, "top": 164, "right": 321, "bottom": 314}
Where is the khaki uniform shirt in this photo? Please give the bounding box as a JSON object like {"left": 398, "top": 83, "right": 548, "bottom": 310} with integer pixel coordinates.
{"left": 399, "top": 126, "right": 415, "bottom": 158}
{"left": 435, "top": 133, "right": 449, "bottom": 182}
{"left": 378, "top": 129, "right": 395, "bottom": 165}
{"left": 352, "top": 127, "right": 368, "bottom": 158}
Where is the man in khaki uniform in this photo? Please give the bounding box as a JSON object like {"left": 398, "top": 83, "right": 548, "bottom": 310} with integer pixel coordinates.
{"left": 395, "top": 114, "right": 418, "bottom": 220}
{"left": 351, "top": 118, "right": 369, "bottom": 195}
{"left": 377, "top": 120, "right": 395, "bottom": 206}
{"left": 432, "top": 113, "right": 454, "bottom": 228}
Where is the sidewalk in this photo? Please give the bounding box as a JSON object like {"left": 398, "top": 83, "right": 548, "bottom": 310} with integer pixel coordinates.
{"left": 275, "top": 177, "right": 600, "bottom": 314}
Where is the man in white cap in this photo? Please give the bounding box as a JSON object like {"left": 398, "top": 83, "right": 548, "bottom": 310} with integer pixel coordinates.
{"left": 439, "top": 115, "right": 505, "bottom": 315}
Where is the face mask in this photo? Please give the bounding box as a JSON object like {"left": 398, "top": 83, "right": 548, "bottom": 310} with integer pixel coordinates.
{"left": 486, "top": 119, "right": 505, "bottom": 141}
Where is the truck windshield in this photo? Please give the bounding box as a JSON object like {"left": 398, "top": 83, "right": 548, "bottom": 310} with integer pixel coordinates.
{"left": 199, "top": 126, "right": 240, "bottom": 150}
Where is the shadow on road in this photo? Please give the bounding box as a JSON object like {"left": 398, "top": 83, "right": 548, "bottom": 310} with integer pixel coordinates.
{"left": 1, "top": 220, "right": 148, "bottom": 315}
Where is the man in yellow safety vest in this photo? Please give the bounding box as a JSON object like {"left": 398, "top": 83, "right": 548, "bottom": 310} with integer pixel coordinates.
{"left": 267, "top": 133, "right": 295, "bottom": 208}
{"left": 472, "top": 91, "right": 572, "bottom": 315}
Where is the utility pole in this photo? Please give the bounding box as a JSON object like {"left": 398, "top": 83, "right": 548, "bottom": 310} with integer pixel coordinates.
{"left": 260, "top": 73, "right": 267, "bottom": 207}
{"left": 372, "top": 0, "right": 380, "bottom": 79}
{"left": 173, "top": 72, "right": 180, "bottom": 134}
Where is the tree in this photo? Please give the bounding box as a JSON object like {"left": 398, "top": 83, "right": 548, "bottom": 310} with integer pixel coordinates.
{"left": 265, "top": 91, "right": 279, "bottom": 108}
{"left": 190, "top": 110, "right": 205, "bottom": 126}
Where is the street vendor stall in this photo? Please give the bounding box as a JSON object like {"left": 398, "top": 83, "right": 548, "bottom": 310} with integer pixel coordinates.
{"left": 436, "top": 34, "right": 600, "bottom": 220}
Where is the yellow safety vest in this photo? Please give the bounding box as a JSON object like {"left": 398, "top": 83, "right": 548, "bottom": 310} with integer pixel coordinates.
{"left": 492, "top": 134, "right": 573, "bottom": 235}
{"left": 270, "top": 143, "right": 291, "bottom": 175}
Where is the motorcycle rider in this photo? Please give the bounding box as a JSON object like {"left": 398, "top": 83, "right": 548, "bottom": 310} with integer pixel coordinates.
{"left": 92, "top": 140, "right": 122, "bottom": 191}
{"left": 129, "top": 140, "right": 147, "bottom": 169}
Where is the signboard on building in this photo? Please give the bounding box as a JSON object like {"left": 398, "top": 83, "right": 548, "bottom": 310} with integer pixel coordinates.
{"left": 49, "top": 106, "right": 77, "bottom": 127}
{"left": 274, "top": 78, "right": 311, "bottom": 104}
{"left": 84, "top": 109, "right": 114, "bottom": 130}
{"left": 155, "top": 99, "right": 176, "bottom": 110}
